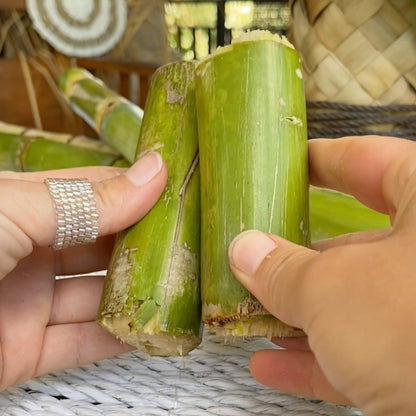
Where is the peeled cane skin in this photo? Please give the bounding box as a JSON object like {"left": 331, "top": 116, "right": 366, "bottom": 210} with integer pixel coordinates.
{"left": 98, "top": 61, "right": 202, "bottom": 356}
{"left": 196, "top": 31, "right": 309, "bottom": 338}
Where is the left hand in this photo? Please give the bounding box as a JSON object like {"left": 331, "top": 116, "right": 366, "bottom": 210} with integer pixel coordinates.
{"left": 0, "top": 152, "right": 167, "bottom": 390}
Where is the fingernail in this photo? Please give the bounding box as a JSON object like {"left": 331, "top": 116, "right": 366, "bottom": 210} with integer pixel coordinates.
{"left": 229, "top": 230, "right": 277, "bottom": 276}
{"left": 125, "top": 152, "right": 163, "bottom": 186}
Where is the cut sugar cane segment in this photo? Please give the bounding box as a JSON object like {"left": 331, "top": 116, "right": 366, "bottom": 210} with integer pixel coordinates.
{"left": 0, "top": 122, "right": 128, "bottom": 171}
{"left": 59, "top": 68, "right": 143, "bottom": 163}
{"left": 196, "top": 31, "right": 309, "bottom": 338}
{"left": 98, "top": 61, "right": 202, "bottom": 356}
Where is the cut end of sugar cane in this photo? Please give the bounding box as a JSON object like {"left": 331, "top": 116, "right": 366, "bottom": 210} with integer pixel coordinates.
{"left": 196, "top": 30, "right": 309, "bottom": 338}
{"left": 203, "top": 303, "right": 302, "bottom": 339}
{"left": 99, "top": 315, "right": 201, "bottom": 357}
{"left": 223, "top": 29, "right": 294, "bottom": 49}
{"left": 98, "top": 235, "right": 202, "bottom": 357}
{"left": 203, "top": 298, "right": 302, "bottom": 339}
{"left": 200, "top": 30, "right": 295, "bottom": 64}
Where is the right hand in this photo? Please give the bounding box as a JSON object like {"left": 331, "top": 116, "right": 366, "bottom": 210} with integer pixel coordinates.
{"left": 229, "top": 136, "right": 416, "bottom": 415}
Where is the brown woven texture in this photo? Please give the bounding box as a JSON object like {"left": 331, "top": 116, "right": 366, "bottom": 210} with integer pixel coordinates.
{"left": 306, "top": 101, "right": 416, "bottom": 140}
{"left": 289, "top": 0, "right": 416, "bottom": 105}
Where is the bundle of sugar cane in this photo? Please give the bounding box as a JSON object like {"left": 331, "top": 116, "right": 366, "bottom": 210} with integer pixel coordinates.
{"left": 0, "top": 121, "right": 128, "bottom": 171}
{"left": 59, "top": 68, "right": 143, "bottom": 163}
{"left": 98, "top": 61, "right": 202, "bottom": 356}
{"left": 195, "top": 31, "right": 309, "bottom": 338}
{"left": 93, "top": 30, "right": 390, "bottom": 352}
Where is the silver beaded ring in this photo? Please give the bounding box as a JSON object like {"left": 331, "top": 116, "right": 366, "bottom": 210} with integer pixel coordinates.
{"left": 45, "top": 178, "right": 99, "bottom": 250}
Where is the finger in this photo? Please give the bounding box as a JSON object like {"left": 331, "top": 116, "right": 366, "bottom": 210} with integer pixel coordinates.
{"left": 229, "top": 230, "right": 339, "bottom": 330}
{"left": 49, "top": 275, "right": 105, "bottom": 325}
{"left": 0, "top": 166, "right": 125, "bottom": 182}
{"left": 271, "top": 336, "right": 310, "bottom": 351}
{"left": 0, "top": 152, "right": 167, "bottom": 279}
{"left": 54, "top": 235, "right": 115, "bottom": 276}
{"left": 308, "top": 136, "right": 416, "bottom": 214}
{"left": 249, "top": 349, "right": 351, "bottom": 406}
{"left": 0, "top": 249, "right": 56, "bottom": 389}
{"left": 92, "top": 151, "right": 167, "bottom": 235}
{"left": 312, "top": 228, "right": 391, "bottom": 251}
{"left": 35, "top": 321, "right": 134, "bottom": 378}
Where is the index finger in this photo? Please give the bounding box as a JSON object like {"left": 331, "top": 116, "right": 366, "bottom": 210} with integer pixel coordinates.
{"left": 308, "top": 136, "right": 416, "bottom": 215}
{"left": 0, "top": 166, "right": 125, "bottom": 182}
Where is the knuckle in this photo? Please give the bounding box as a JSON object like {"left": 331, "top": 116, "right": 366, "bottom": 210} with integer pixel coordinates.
{"left": 72, "top": 324, "right": 85, "bottom": 368}
{"left": 93, "top": 180, "right": 127, "bottom": 232}
{"left": 0, "top": 220, "right": 33, "bottom": 278}
{"left": 94, "top": 180, "right": 118, "bottom": 211}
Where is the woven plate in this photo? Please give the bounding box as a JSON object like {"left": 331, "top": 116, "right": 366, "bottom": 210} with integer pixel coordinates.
{"left": 0, "top": 333, "right": 363, "bottom": 415}
{"left": 26, "top": 0, "right": 127, "bottom": 57}
{"left": 289, "top": 0, "right": 416, "bottom": 105}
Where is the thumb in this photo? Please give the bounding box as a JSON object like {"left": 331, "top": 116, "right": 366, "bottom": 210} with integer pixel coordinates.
{"left": 229, "top": 230, "right": 321, "bottom": 330}
{"left": 0, "top": 152, "right": 167, "bottom": 279}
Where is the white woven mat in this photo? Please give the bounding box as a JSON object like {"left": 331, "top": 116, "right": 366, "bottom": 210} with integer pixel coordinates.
{"left": 0, "top": 333, "right": 363, "bottom": 416}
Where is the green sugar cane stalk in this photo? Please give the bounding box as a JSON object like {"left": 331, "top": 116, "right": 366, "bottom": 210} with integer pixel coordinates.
{"left": 59, "top": 68, "right": 144, "bottom": 163}
{"left": 0, "top": 129, "right": 128, "bottom": 172}
{"left": 98, "top": 61, "right": 202, "bottom": 356}
{"left": 196, "top": 31, "right": 309, "bottom": 338}
{"left": 0, "top": 120, "right": 121, "bottom": 155}
{"left": 310, "top": 186, "right": 390, "bottom": 242}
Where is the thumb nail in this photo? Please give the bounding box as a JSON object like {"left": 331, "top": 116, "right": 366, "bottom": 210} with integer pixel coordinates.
{"left": 125, "top": 152, "right": 163, "bottom": 186}
{"left": 229, "top": 230, "right": 277, "bottom": 277}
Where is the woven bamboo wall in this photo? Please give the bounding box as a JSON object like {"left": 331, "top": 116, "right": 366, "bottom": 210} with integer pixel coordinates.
{"left": 289, "top": 0, "right": 416, "bottom": 105}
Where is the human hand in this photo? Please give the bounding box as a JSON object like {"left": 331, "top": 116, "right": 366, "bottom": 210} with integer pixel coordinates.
{"left": 229, "top": 136, "right": 416, "bottom": 415}
{"left": 0, "top": 152, "right": 167, "bottom": 391}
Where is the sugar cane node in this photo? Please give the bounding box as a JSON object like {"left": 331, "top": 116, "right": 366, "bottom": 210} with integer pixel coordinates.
{"left": 58, "top": 67, "right": 145, "bottom": 164}
{"left": 45, "top": 178, "right": 99, "bottom": 250}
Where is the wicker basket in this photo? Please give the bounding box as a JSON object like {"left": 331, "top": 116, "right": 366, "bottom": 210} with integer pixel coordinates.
{"left": 289, "top": 0, "right": 416, "bottom": 106}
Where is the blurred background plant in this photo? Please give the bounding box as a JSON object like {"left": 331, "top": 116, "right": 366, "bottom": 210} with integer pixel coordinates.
{"left": 164, "top": 1, "right": 290, "bottom": 60}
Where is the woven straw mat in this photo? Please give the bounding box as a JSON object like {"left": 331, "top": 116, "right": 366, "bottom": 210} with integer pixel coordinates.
{"left": 289, "top": 0, "right": 416, "bottom": 105}
{"left": 0, "top": 332, "right": 363, "bottom": 416}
